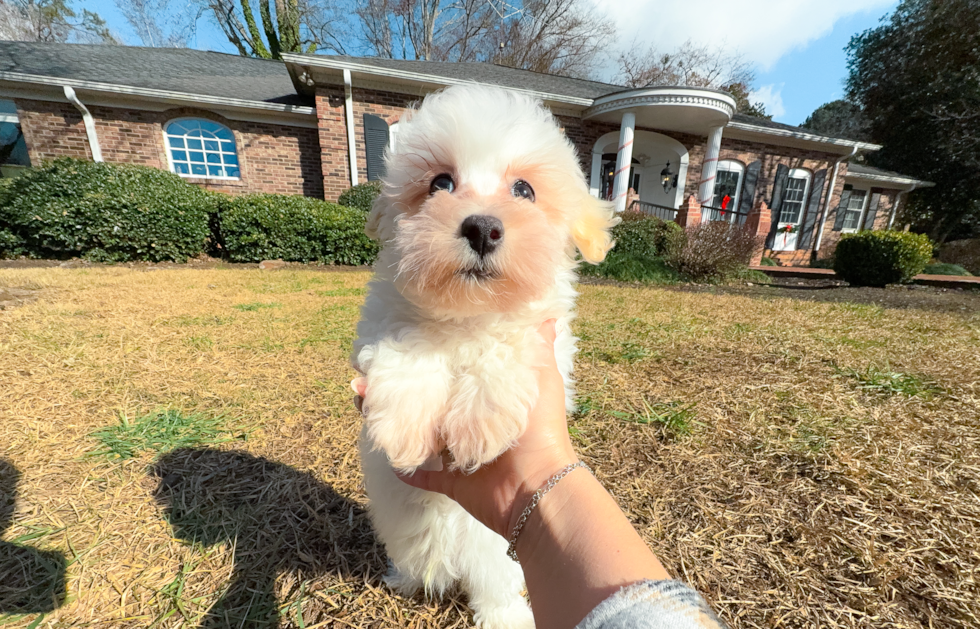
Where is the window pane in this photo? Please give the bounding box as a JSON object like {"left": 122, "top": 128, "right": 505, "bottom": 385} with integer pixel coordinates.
{"left": 166, "top": 118, "right": 239, "bottom": 179}
{"left": 848, "top": 190, "right": 867, "bottom": 211}
{"left": 0, "top": 122, "right": 30, "bottom": 166}
{"left": 712, "top": 170, "right": 741, "bottom": 209}
{"left": 842, "top": 210, "right": 861, "bottom": 230}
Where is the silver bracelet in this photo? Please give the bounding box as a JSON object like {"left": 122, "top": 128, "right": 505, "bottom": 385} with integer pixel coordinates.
{"left": 507, "top": 461, "right": 590, "bottom": 562}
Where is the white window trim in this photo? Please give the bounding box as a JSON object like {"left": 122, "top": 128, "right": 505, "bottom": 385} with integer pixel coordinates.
{"left": 163, "top": 117, "right": 242, "bottom": 181}
{"left": 778, "top": 168, "right": 812, "bottom": 226}
{"left": 388, "top": 121, "right": 400, "bottom": 154}
{"left": 712, "top": 160, "right": 744, "bottom": 218}
{"left": 841, "top": 186, "right": 870, "bottom": 233}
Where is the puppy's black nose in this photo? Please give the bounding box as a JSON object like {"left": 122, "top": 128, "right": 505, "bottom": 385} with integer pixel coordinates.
{"left": 460, "top": 215, "right": 503, "bottom": 257}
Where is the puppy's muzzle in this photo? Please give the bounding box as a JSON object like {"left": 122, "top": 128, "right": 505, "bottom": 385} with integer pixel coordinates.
{"left": 460, "top": 215, "right": 503, "bottom": 258}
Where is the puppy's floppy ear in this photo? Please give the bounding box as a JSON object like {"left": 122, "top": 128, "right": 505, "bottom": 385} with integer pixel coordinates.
{"left": 571, "top": 194, "right": 619, "bottom": 264}
{"left": 365, "top": 194, "right": 397, "bottom": 242}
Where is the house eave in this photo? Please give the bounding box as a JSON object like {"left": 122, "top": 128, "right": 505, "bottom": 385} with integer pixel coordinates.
{"left": 844, "top": 171, "right": 934, "bottom": 189}
{"left": 282, "top": 53, "right": 595, "bottom": 110}
{"left": 0, "top": 71, "right": 316, "bottom": 120}
{"left": 725, "top": 120, "right": 882, "bottom": 153}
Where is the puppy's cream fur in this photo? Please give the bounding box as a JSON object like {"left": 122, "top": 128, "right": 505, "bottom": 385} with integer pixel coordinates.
{"left": 354, "top": 85, "right": 616, "bottom": 628}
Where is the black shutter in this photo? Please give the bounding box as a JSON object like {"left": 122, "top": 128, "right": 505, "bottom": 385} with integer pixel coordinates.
{"left": 832, "top": 185, "right": 853, "bottom": 231}
{"left": 797, "top": 168, "right": 827, "bottom": 250}
{"left": 738, "top": 160, "right": 761, "bottom": 217}
{"left": 862, "top": 192, "right": 882, "bottom": 231}
{"left": 766, "top": 163, "right": 789, "bottom": 248}
{"left": 364, "top": 114, "right": 389, "bottom": 181}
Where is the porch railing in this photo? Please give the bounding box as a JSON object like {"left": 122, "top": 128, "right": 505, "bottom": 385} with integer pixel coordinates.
{"left": 628, "top": 200, "right": 678, "bottom": 222}
{"left": 701, "top": 205, "right": 748, "bottom": 224}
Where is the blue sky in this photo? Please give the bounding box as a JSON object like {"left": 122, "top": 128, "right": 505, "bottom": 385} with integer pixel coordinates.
{"left": 89, "top": 0, "right": 898, "bottom": 126}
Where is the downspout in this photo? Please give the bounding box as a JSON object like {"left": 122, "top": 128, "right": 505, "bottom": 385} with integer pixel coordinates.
{"left": 343, "top": 69, "right": 359, "bottom": 186}
{"left": 889, "top": 183, "right": 917, "bottom": 230}
{"left": 63, "top": 86, "right": 102, "bottom": 162}
{"left": 813, "top": 145, "right": 859, "bottom": 257}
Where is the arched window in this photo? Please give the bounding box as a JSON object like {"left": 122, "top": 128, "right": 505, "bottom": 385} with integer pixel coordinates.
{"left": 710, "top": 160, "right": 744, "bottom": 217}
{"left": 164, "top": 118, "right": 240, "bottom": 179}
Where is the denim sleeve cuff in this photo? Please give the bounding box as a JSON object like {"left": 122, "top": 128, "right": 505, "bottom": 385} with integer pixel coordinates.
{"left": 575, "top": 579, "right": 727, "bottom": 629}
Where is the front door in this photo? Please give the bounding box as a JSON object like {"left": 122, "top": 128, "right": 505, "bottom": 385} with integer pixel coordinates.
{"left": 773, "top": 171, "right": 810, "bottom": 251}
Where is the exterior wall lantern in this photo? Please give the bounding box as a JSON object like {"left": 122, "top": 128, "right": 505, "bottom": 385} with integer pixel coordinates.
{"left": 661, "top": 161, "right": 678, "bottom": 193}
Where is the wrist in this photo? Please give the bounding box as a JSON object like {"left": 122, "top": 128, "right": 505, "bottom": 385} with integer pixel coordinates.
{"left": 506, "top": 453, "right": 583, "bottom": 553}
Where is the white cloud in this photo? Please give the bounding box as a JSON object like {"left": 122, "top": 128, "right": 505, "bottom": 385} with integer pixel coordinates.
{"left": 749, "top": 84, "right": 786, "bottom": 118}
{"left": 591, "top": 0, "right": 894, "bottom": 71}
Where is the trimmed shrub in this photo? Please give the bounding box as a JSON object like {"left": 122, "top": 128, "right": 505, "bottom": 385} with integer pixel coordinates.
{"left": 0, "top": 158, "right": 213, "bottom": 262}
{"left": 609, "top": 211, "right": 683, "bottom": 257}
{"left": 922, "top": 262, "right": 972, "bottom": 276}
{"left": 833, "top": 230, "right": 933, "bottom": 287}
{"left": 580, "top": 249, "right": 682, "bottom": 283}
{"left": 337, "top": 181, "right": 383, "bottom": 213}
{"left": 219, "top": 193, "right": 379, "bottom": 265}
{"left": 580, "top": 212, "right": 684, "bottom": 283}
{"left": 667, "top": 221, "right": 761, "bottom": 280}
{"left": 760, "top": 256, "right": 777, "bottom": 267}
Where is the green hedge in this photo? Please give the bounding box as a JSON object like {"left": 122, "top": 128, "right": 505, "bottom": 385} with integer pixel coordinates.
{"left": 337, "top": 181, "right": 382, "bottom": 213}
{"left": 0, "top": 158, "right": 213, "bottom": 262}
{"left": 580, "top": 212, "right": 685, "bottom": 283}
{"left": 218, "top": 193, "right": 379, "bottom": 265}
{"left": 922, "top": 262, "right": 972, "bottom": 276}
{"left": 833, "top": 230, "right": 933, "bottom": 287}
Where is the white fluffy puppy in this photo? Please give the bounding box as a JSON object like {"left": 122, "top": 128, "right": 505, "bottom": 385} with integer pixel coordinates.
{"left": 353, "top": 84, "right": 617, "bottom": 628}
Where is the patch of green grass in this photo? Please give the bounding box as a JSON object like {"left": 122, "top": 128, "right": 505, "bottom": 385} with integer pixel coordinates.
{"left": 610, "top": 398, "right": 698, "bottom": 439}
{"left": 233, "top": 301, "right": 282, "bottom": 312}
{"left": 759, "top": 256, "right": 778, "bottom": 267}
{"left": 585, "top": 340, "right": 653, "bottom": 364}
{"left": 730, "top": 267, "right": 772, "bottom": 284}
{"left": 316, "top": 287, "right": 366, "bottom": 297}
{"left": 183, "top": 335, "right": 214, "bottom": 351}
{"left": 923, "top": 262, "right": 972, "bottom": 276}
{"left": 579, "top": 251, "right": 683, "bottom": 284}
{"left": 89, "top": 409, "right": 248, "bottom": 460}
{"left": 839, "top": 364, "right": 940, "bottom": 398}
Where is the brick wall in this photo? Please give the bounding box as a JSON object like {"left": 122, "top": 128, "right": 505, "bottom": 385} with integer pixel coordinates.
{"left": 814, "top": 183, "right": 901, "bottom": 261}
{"left": 14, "top": 98, "right": 323, "bottom": 198}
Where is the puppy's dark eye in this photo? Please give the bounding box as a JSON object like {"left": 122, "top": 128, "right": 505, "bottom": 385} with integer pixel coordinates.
{"left": 430, "top": 174, "right": 455, "bottom": 194}
{"left": 511, "top": 180, "right": 535, "bottom": 202}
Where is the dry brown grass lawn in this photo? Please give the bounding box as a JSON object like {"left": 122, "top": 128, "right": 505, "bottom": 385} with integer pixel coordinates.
{"left": 0, "top": 266, "right": 978, "bottom": 629}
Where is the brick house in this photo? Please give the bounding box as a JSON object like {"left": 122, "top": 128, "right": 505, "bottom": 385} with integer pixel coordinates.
{"left": 0, "top": 42, "right": 930, "bottom": 263}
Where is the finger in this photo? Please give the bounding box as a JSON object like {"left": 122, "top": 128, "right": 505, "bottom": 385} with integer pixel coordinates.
{"left": 538, "top": 318, "right": 557, "bottom": 344}
{"left": 395, "top": 467, "right": 456, "bottom": 499}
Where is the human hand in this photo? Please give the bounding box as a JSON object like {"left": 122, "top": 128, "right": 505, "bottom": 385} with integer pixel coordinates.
{"left": 352, "top": 319, "right": 578, "bottom": 539}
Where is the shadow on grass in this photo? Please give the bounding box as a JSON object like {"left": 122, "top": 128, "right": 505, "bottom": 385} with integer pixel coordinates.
{"left": 0, "top": 458, "right": 67, "bottom": 614}
{"left": 150, "top": 448, "right": 381, "bottom": 628}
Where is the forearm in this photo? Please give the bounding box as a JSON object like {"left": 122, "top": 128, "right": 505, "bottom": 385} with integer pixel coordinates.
{"left": 515, "top": 469, "right": 670, "bottom": 629}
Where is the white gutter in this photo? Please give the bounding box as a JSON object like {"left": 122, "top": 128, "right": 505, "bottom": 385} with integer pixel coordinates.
{"left": 282, "top": 53, "right": 595, "bottom": 107}
{"left": 63, "top": 85, "right": 102, "bottom": 162}
{"left": 814, "top": 146, "right": 859, "bottom": 255}
{"left": 0, "top": 71, "right": 316, "bottom": 116}
{"left": 889, "top": 183, "right": 918, "bottom": 230}
{"left": 727, "top": 120, "right": 881, "bottom": 152}
{"left": 343, "top": 69, "right": 359, "bottom": 187}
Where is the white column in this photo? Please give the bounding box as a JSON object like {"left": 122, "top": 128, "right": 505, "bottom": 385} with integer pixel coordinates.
{"left": 589, "top": 150, "right": 602, "bottom": 198}
{"left": 697, "top": 125, "right": 724, "bottom": 205}
{"left": 611, "top": 112, "right": 636, "bottom": 213}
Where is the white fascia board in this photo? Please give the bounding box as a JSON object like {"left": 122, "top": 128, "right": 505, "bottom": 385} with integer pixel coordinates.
{"left": 283, "top": 53, "right": 594, "bottom": 108}
{"left": 844, "top": 172, "right": 935, "bottom": 189}
{"left": 0, "top": 71, "right": 316, "bottom": 118}
{"left": 726, "top": 120, "right": 882, "bottom": 153}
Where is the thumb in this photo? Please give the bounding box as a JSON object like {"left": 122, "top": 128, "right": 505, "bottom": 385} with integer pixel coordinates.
{"left": 395, "top": 466, "right": 457, "bottom": 500}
